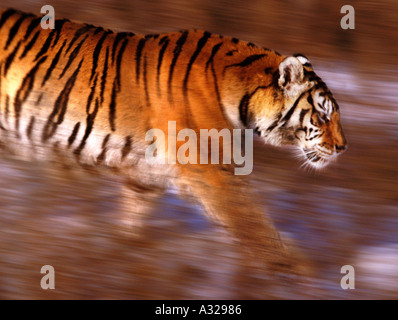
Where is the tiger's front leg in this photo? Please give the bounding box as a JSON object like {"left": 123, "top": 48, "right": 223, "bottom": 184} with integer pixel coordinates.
{"left": 116, "top": 181, "right": 165, "bottom": 235}
{"left": 178, "top": 165, "right": 302, "bottom": 274}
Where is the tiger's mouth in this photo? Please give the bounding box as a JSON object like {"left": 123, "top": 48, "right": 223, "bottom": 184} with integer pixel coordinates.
{"left": 302, "top": 147, "right": 332, "bottom": 168}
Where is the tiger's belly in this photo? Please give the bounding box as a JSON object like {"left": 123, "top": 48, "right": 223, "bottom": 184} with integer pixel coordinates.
{"left": 0, "top": 95, "right": 173, "bottom": 184}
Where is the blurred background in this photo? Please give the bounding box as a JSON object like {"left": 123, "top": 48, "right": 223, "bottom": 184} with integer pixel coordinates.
{"left": 0, "top": 0, "right": 397, "bottom": 299}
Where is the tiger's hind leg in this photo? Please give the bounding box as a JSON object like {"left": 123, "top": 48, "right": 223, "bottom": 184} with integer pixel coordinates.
{"left": 37, "top": 157, "right": 166, "bottom": 238}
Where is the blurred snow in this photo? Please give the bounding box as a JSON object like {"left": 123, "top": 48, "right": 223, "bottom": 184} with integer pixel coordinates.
{"left": 356, "top": 245, "right": 398, "bottom": 292}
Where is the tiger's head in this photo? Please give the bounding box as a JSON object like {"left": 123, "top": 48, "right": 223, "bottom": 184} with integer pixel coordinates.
{"left": 236, "top": 53, "right": 347, "bottom": 169}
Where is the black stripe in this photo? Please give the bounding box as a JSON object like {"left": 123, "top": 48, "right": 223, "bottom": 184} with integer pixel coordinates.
{"left": 51, "top": 19, "right": 68, "bottom": 49}
{"left": 67, "top": 122, "right": 81, "bottom": 147}
{"left": 210, "top": 56, "right": 229, "bottom": 125}
{"left": 158, "top": 35, "right": 168, "bottom": 45}
{"left": 5, "top": 95, "right": 10, "bottom": 123}
{"left": 238, "top": 85, "right": 271, "bottom": 127}
{"left": 4, "top": 40, "right": 21, "bottom": 75}
{"left": 42, "top": 59, "right": 83, "bottom": 142}
{"left": 109, "top": 80, "right": 117, "bottom": 132}
{"left": 238, "top": 93, "right": 250, "bottom": 126}
{"left": 93, "top": 26, "right": 104, "bottom": 35}
{"left": 59, "top": 35, "right": 88, "bottom": 79}
{"left": 121, "top": 135, "right": 132, "bottom": 160}
{"left": 0, "top": 9, "right": 17, "bottom": 30}
{"left": 183, "top": 31, "right": 211, "bottom": 94}
{"left": 74, "top": 98, "right": 100, "bottom": 156}
{"left": 318, "top": 101, "right": 325, "bottom": 111}
{"left": 135, "top": 38, "right": 147, "bottom": 83}
{"left": 280, "top": 92, "right": 306, "bottom": 125}
{"left": 26, "top": 115, "right": 35, "bottom": 141}
{"left": 168, "top": 31, "right": 189, "bottom": 100}
{"left": 19, "top": 30, "right": 40, "bottom": 59}
{"left": 205, "top": 42, "right": 223, "bottom": 71}
{"left": 41, "top": 39, "right": 67, "bottom": 86}
{"left": 115, "top": 38, "right": 128, "bottom": 89}
{"left": 226, "top": 50, "right": 236, "bottom": 56}
{"left": 111, "top": 33, "right": 124, "bottom": 65}
{"left": 157, "top": 37, "right": 169, "bottom": 96}
{"left": 5, "top": 15, "right": 26, "bottom": 50}
{"left": 251, "top": 85, "right": 271, "bottom": 96}
{"left": 225, "top": 54, "right": 267, "bottom": 70}
{"left": 96, "top": 133, "right": 111, "bottom": 164}
{"left": 14, "top": 56, "right": 47, "bottom": 132}
{"left": 90, "top": 31, "right": 110, "bottom": 82}
{"left": 211, "top": 61, "right": 221, "bottom": 107}
{"left": 100, "top": 47, "right": 109, "bottom": 104}
{"left": 108, "top": 36, "right": 128, "bottom": 132}
{"left": 265, "top": 112, "right": 284, "bottom": 134}
{"left": 265, "top": 119, "right": 279, "bottom": 133}
{"left": 143, "top": 56, "right": 150, "bottom": 107}
{"left": 102, "top": 133, "right": 111, "bottom": 149}
{"left": 111, "top": 32, "right": 129, "bottom": 64}
{"left": 35, "top": 93, "right": 43, "bottom": 106}
{"left": 23, "top": 17, "right": 41, "bottom": 40}
{"left": 86, "top": 74, "right": 98, "bottom": 114}
{"left": 145, "top": 34, "right": 159, "bottom": 40}
{"left": 264, "top": 67, "right": 273, "bottom": 74}
{"left": 310, "top": 105, "right": 317, "bottom": 126}
{"left": 0, "top": 112, "right": 6, "bottom": 131}
{"left": 34, "top": 29, "right": 55, "bottom": 61}
{"left": 307, "top": 92, "right": 314, "bottom": 106}
{"left": 65, "top": 25, "right": 92, "bottom": 54}
{"left": 231, "top": 37, "right": 239, "bottom": 44}
{"left": 299, "top": 108, "right": 310, "bottom": 125}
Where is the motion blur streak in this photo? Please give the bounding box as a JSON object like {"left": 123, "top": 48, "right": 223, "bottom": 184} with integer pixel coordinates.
{"left": 0, "top": 0, "right": 397, "bottom": 299}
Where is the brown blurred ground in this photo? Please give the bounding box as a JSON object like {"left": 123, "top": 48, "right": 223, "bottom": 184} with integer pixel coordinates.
{"left": 0, "top": 0, "right": 397, "bottom": 299}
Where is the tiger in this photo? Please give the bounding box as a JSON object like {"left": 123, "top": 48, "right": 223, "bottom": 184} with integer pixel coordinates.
{"left": 0, "top": 8, "right": 347, "bottom": 275}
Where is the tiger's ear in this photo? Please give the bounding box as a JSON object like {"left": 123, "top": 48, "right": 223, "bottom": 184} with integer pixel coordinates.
{"left": 278, "top": 56, "right": 307, "bottom": 98}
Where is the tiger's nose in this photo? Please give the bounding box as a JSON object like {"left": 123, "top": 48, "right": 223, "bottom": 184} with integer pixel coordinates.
{"left": 335, "top": 144, "right": 347, "bottom": 154}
